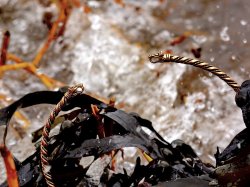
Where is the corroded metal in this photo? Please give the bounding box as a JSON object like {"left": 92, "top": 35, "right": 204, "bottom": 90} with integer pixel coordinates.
{"left": 40, "top": 84, "right": 84, "bottom": 187}
{"left": 149, "top": 52, "right": 240, "bottom": 92}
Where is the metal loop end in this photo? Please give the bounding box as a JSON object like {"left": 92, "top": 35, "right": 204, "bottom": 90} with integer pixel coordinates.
{"left": 149, "top": 52, "right": 172, "bottom": 63}
{"left": 148, "top": 52, "right": 164, "bottom": 63}
{"left": 68, "top": 84, "right": 84, "bottom": 95}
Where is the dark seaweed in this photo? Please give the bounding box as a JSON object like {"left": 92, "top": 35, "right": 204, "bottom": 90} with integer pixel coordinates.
{"left": 2, "top": 82, "right": 250, "bottom": 186}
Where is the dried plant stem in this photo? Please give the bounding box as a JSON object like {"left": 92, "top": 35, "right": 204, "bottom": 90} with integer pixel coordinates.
{"left": 0, "top": 145, "right": 19, "bottom": 187}
{"left": 6, "top": 53, "right": 65, "bottom": 89}
{"left": 0, "top": 0, "right": 74, "bottom": 89}
{"left": 32, "top": 0, "right": 70, "bottom": 67}
{"left": 0, "top": 31, "right": 10, "bottom": 66}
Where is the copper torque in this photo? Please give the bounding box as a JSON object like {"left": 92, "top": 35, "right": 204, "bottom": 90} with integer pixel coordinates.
{"left": 149, "top": 52, "right": 240, "bottom": 92}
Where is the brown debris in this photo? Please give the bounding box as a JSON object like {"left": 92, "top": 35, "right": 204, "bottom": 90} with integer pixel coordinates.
{"left": 0, "top": 31, "right": 10, "bottom": 66}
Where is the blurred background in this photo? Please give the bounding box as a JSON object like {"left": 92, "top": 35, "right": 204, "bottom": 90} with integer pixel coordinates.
{"left": 1, "top": 0, "right": 250, "bottom": 182}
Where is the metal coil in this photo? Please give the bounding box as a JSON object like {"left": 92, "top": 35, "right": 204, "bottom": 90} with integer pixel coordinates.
{"left": 40, "top": 84, "right": 84, "bottom": 187}
{"left": 149, "top": 52, "right": 240, "bottom": 92}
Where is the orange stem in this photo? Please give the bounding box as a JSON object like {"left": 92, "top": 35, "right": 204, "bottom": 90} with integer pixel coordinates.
{"left": 32, "top": 1, "right": 68, "bottom": 67}
{"left": 0, "top": 145, "right": 19, "bottom": 187}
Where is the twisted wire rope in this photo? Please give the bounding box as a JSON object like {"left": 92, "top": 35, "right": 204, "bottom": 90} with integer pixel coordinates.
{"left": 149, "top": 53, "right": 240, "bottom": 92}
{"left": 40, "top": 84, "right": 84, "bottom": 187}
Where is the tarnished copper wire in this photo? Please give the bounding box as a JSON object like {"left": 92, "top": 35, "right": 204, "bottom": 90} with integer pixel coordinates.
{"left": 149, "top": 52, "right": 240, "bottom": 92}
{"left": 40, "top": 84, "right": 84, "bottom": 187}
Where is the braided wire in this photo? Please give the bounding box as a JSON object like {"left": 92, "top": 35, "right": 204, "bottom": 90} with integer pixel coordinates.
{"left": 149, "top": 53, "right": 240, "bottom": 92}
{"left": 40, "top": 84, "right": 84, "bottom": 187}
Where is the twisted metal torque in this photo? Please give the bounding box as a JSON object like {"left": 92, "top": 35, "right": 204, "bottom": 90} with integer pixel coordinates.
{"left": 40, "top": 84, "right": 84, "bottom": 187}
{"left": 149, "top": 52, "right": 240, "bottom": 92}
